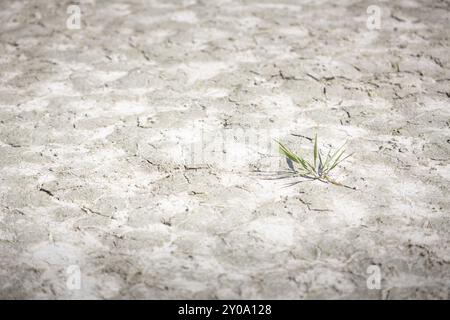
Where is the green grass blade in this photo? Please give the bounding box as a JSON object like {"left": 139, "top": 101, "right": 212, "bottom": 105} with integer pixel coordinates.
{"left": 304, "top": 158, "right": 317, "bottom": 175}
{"left": 323, "top": 149, "right": 345, "bottom": 174}
{"left": 322, "top": 148, "right": 332, "bottom": 172}
{"left": 324, "top": 148, "right": 352, "bottom": 175}
{"left": 322, "top": 143, "right": 344, "bottom": 173}
{"left": 327, "top": 142, "right": 347, "bottom": 165}
{"left": 318, "top": 151, "right": 324, "bottom": 176}
{"left": 313, "top": 133, "right": 318, "bottom": 169}
{"left": 276, "top": 141, "right": 309, "bottom": 171}
{"left": 328, "top": 152, "right": 354, "bottom": 172}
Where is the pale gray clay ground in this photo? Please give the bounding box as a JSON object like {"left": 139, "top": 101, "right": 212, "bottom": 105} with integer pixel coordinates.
{"left": 0, "top": 0, "right": 449, "bottom": 299}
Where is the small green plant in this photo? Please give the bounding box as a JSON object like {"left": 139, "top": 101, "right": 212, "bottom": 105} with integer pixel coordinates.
{"left": 276, "top": 134, "right": 354, "bottom": 188}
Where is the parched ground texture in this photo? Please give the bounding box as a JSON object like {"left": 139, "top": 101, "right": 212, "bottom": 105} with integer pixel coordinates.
{"left": 0, "top": 0, "right": 449, "bottom": 299}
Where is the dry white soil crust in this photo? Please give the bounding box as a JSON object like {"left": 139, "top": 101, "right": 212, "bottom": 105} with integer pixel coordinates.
{"left": 0, "top": 0, "right": 449, "bottom": 299}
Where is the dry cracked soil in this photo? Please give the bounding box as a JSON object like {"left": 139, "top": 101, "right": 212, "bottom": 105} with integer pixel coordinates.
{"left": 0, "top": 0, "right": 449, "bottom": 299}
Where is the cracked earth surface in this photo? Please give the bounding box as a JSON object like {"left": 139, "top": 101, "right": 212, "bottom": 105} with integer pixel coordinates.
{"left": 0, "top": 0, "right": 449, "bottom": 299}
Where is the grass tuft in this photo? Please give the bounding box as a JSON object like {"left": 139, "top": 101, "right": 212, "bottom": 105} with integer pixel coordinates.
{"left": 276, "top": 134, "right": 354, "bottom": 188}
